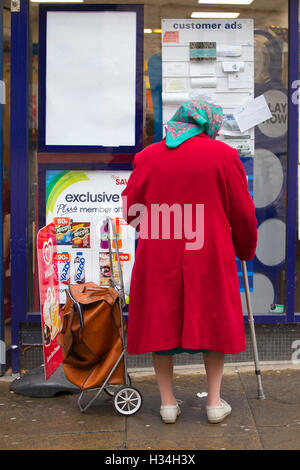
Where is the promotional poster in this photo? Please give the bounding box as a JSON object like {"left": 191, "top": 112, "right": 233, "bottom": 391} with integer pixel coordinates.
{"left": 46, "top": 170, "right": 136, "bottom": 304}
{"left": 37, "top": 223, "right": 63, "bottom": 380}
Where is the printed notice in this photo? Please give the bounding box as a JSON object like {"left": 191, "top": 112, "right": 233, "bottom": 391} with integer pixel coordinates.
{"left": 217, "top": 44, "right": 242, "bottom": 57}
{"left": 228, "top": 72, "right": 252, "bottom": 89}
{"left": 222, "top": 61, "right": 244, "bottom": 73}
{"left": 165, "top": 78, "right": 189, "bottom": 93}
{"left": 162, "top": 62, "right": 189, "bottom": 77}
{"left": 0, "top": 81, "right": 5, "bottom": 104}
{"left": 190, "top": 62, "right": 215, "bottom": 77}
{"left": 220, "top": 113, "right": 242, "bottom": 136}
{"left": 162, "top": 92, "right": 189, "bottom": 105}
{"left": 163, "top": 30, "right": 179, "bottom": 43}
{"left": 190, "top": 42, "right": 216, "bottom": 61}
{"left": 189, "top": 90, "right": 217, "bottom": 104}
{"left": 191, "top": 77, "right": 217, "bottom": 88}
{"left": 233, "top": 95, "right": 272, "bottom": 133}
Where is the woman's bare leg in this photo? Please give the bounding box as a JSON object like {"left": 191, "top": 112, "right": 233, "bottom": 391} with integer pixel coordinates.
{"left": 152, "top": 353, "right": 177, "bottom": 406}
{"left": 203, "top": 352, "right": 225, "bottom": 406}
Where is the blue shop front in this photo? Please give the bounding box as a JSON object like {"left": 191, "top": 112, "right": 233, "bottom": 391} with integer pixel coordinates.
{"left": 2, "top": 0, "right": 300, "bottom": 374}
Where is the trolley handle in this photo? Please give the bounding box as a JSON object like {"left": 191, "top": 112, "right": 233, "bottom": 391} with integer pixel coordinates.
{"left": 66, "top": 286, "right": 84, "bottom": 328}
{"left": 107, "top": 217, "right": 126, "bottom": 307}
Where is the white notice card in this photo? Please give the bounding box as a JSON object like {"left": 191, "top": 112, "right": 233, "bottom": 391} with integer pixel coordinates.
{"left": 233, "top": 95, "right": 272, "bottom": 133}
{"left": 222, "top": 62, "right": 244, "bottom": 73}
{"left": 228, "top": 72, "right": 252, "bottom": 89}
{"left": 0, "top": 80, "right": 5, "bottom": 104}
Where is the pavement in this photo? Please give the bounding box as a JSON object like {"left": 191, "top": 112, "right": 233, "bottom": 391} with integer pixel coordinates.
{"left": 1, "top": 362, "right": 300, "bottom": 451}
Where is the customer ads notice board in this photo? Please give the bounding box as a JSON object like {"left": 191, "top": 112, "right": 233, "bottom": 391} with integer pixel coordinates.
{"left": 161, "top": 19, "right": 254, "bottom": 157}
{"left": 46, "top": 170, "right": 135, "bottom": 304}
{"left": 162, "top": 19, "right": 254, "bottom": 292}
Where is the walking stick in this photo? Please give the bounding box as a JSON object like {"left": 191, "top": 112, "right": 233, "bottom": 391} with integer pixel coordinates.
{"left": 241, "top": 260, "right": 266, "bottom": 400}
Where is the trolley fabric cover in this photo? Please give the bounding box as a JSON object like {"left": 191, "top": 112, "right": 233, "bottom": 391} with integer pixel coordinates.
{"left": 57, "top": 282, "right": 126, "bottom": 391}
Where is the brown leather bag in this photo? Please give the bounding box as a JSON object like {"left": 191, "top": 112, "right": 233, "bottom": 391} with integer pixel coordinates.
{"left": 57, "top": 282, "right": 126, "bottom": 391}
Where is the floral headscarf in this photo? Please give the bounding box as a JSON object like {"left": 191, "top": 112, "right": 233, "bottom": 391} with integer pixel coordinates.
{"left": 166, "top": 99, "right": 223, "bottom": 149}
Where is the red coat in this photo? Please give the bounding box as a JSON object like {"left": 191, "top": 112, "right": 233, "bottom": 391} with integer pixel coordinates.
{"left": 121, "top": 134, "right": 257, "bottom": 355}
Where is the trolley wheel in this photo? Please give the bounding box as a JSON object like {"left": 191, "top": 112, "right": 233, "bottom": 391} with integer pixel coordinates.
{"left": 113, "top": 386, "right": 143, "bottom": 416}
{"left": 104, "top": 374, "right": 132, "bottom": 398}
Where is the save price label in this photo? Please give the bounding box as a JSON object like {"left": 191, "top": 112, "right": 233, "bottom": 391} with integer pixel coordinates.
{"left": 54, "top": 217, "right": 71, "bottom": 225}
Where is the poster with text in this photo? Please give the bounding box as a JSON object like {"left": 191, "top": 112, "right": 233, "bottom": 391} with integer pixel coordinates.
{"left": 37, "top": 223, "right": 63, "bottom": 380}
{"left": 46, "top": 170, "right": 135, "bottom": 305}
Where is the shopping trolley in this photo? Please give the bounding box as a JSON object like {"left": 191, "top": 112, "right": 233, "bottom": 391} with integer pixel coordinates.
{"left": 59, "top": 217, "right": 143, "bottom": 416}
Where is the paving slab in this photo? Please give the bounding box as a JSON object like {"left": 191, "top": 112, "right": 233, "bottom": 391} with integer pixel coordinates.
{"left": 126, "top": 374, "right": 262, "bottom": 450}
{"left": 238, "top": 369, "right": 300, "bottom": 450}
{"left": 125, "top": 435, "right": 262, "bottom": 451}
{"left": 0, "top": 430, "right": 125, "bottom": 451}
{"left": 239, "top": 370, "right": 300, "bottom": 426}
{"left": 0, "top": 382, "right": 126, "bottom": 450}
{"left": 1, "top": 367, "right": 300, "bottom": 450}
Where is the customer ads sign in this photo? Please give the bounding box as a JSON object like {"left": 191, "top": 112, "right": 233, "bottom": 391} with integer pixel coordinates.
{"left": 45, "top": 170, "right": 135, "bottom": 304}
{"left": 37, "top": 223, "right": 63, "bottom": 380}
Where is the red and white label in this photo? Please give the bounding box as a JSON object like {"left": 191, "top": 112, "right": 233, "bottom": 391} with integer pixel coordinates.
{"left": 37, "top": 223, "right": 63, "bottom": 380}
{"left": 54, "top": 217, "right": 71, "bottom": 226}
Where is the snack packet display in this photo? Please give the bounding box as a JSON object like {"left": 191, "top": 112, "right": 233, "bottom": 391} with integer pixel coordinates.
{"left": 54, "top": 217, "right": 72, "bottom": 245}
{"left": 99, "top": 252, "right": 123, "bottom": 287}
{"left": 99, "top": 252, "right": 111, "bottom": 286}
{"left": 72, "top": 222, "right": 90, "bottom": 248}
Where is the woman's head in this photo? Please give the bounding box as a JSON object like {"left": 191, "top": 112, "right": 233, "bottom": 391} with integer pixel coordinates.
{"left": 166, "top": 99, "right": 223, "bottom": 149}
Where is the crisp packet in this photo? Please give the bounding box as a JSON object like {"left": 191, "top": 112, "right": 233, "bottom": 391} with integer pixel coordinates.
{"left": 54, "top": 217, "right": 72, "bottom": 245}
{"left": 72, "top": 222, "right": 91, "bottom": 248}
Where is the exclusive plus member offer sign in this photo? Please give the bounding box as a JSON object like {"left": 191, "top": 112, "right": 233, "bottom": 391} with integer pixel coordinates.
{"left": 37, "top": 222, "right": 63, "bottom": 380}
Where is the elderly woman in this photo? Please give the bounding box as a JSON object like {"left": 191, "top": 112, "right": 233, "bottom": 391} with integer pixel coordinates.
{"left": 121, "top": 100, "right": 257, "bottom": 424}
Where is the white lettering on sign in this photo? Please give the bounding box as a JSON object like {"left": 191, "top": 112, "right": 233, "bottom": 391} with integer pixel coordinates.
{"left": 43, "top": 238, "right": 53, "bottom": 265}
{"left": 258, "top": 89, "right": 288, "bottom": 138}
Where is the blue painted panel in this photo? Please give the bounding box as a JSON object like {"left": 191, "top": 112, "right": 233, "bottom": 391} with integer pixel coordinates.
{"left": 148, "top": 54, "right": 163, "bottom": 143}
{"left": 286, "top": 0, "right": 299, "bottom": 321}
{"left": 10, "top": 0, "right": 29, "bottom": 372}
{"left": 0, "top": 1, "right": 4, "bottom": 374}
{"left": 253, "top": 11, "right": 298, "bottom": 321}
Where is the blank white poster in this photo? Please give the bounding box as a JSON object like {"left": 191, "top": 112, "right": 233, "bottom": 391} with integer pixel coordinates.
{"left": 46, "top": 11, "right": 137, "bottom": 147}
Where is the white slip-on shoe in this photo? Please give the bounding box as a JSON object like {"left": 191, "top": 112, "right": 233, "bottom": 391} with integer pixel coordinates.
{"left": 160, "top": 401, "right": 181, "bottom": 424}
{"left": 206, "top": 399, "right": 232, "bottom": 424}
